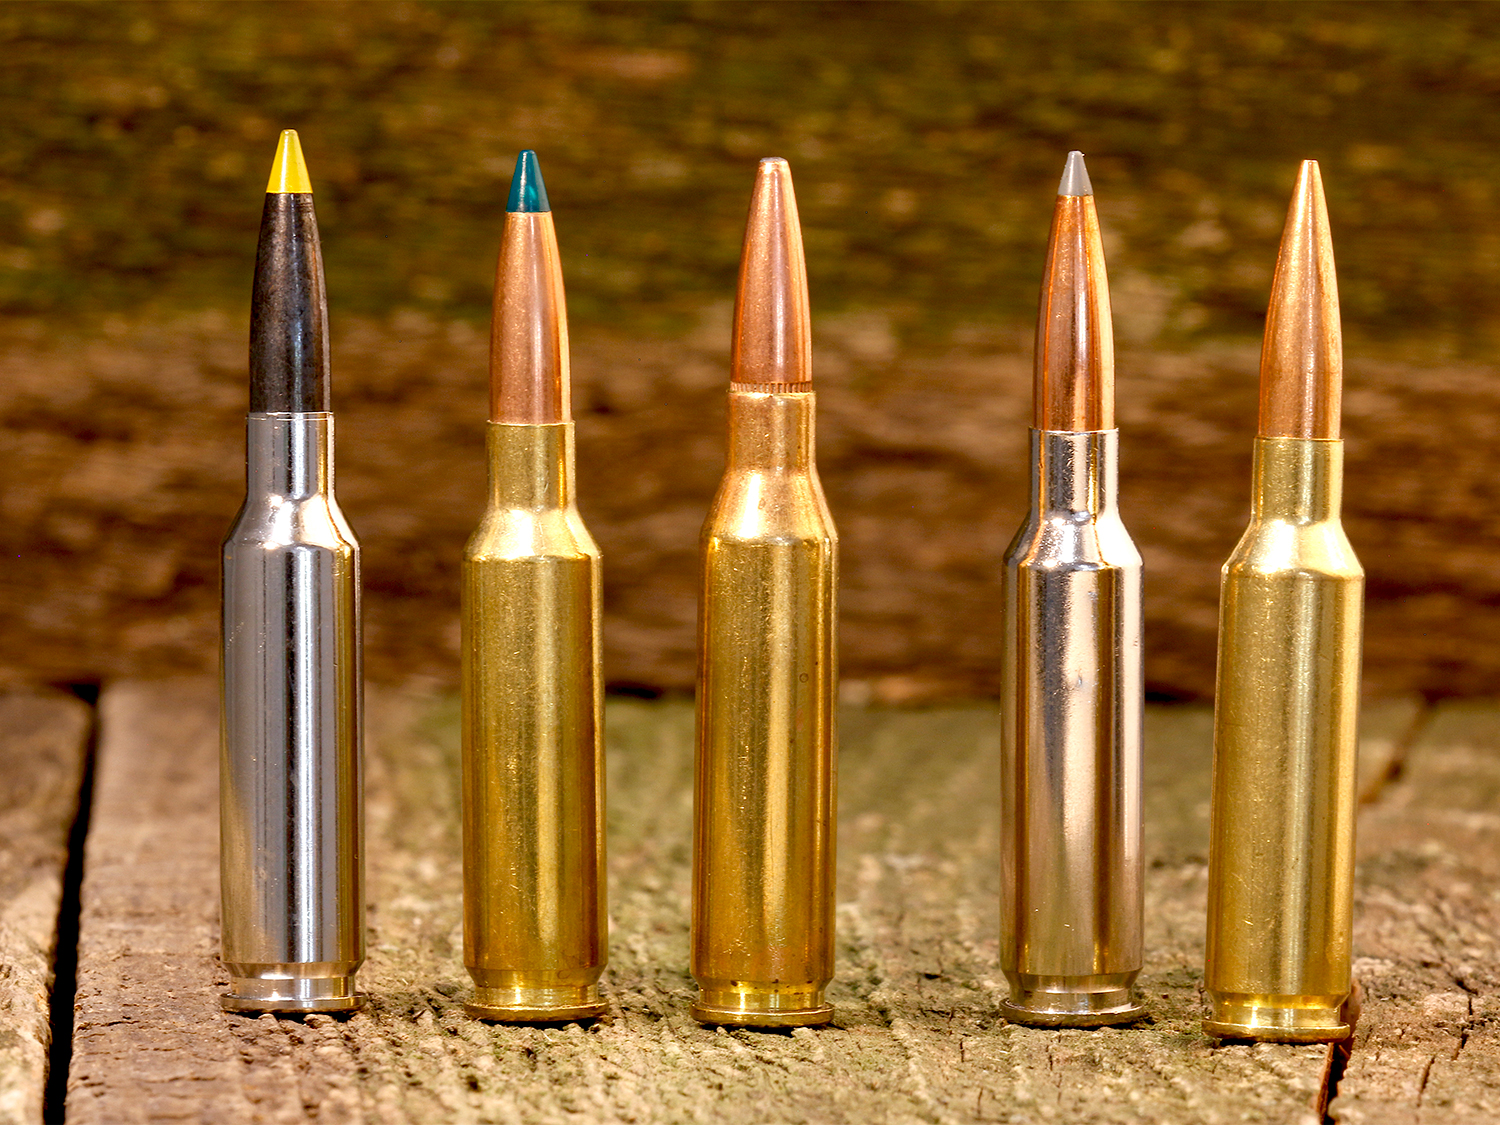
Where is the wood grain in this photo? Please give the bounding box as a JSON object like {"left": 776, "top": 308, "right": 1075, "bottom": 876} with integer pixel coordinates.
{"left": 1330, "top": 702, "right": 1500, "bottom": 1124}
{"left": 5, "top": 319, "right": 1498, "bottom": 705}
{"left": 0, "top": 691, "right": 89, "bottom": 1125}
{"left": 62, "top": 681, "right": 1434, "bottom": 1124}
{"left": 66, "top": 681, "right": 247, "bottom": 1124}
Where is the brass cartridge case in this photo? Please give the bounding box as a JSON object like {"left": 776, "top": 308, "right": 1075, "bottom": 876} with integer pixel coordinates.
{"left": 462, "top": 420, "right": 606, "bottom": 1022}
{"left": 1204, "top": 437, "right": 1363, "bottom": 1041}
{"left": 692, "top": 389, "right": 838, "bottom": 1027}
{"left": 1000, "top": 428, "right": 1144, "bottom": 1026}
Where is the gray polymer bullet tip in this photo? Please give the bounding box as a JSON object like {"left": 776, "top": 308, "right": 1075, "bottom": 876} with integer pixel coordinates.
{"left": 1058, "top": 151, "right": 1093, "bottom": 197}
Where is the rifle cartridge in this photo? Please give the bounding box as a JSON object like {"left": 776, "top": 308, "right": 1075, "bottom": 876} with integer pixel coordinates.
{"left": 462, "top": 152, "right": 606, "bottom": 1022}
{"left": 1000, "top": 152, "right": 1145, "bottom": 1027}
{"left": 691, "top": 158, "right": 838, "bottom": 1028}
{"left": 221, "top": 131, "right": 364, "bottom": 1013}
{"left": 1204, "top": 161, "right": 1363, "bottom": 1042}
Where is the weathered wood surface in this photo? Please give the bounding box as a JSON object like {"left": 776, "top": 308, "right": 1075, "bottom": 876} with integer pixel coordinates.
{"left": 0, "top": 691, "right": 89, "bottom": 1125}
{"left": 58, "top": 680, "right": 1449, "bottom": 1123}
{"left": 65, "top": 682, "right": 242, "bottom": 1124}
{"left": 1331, "top": 703, "right": 1500, "bottom": 1124}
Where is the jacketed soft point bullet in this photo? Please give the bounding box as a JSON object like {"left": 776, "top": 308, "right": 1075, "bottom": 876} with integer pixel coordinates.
{"left": 691, "top": 158, "right": 839, "bottom": 1028}
{"left": 1204, "top": 161, "right": 1363, "bottom": 1042}
{"left": 220, "top": 130, "right": 365, "bottom": 1012}
{"left": 462, "top": 151, "right": 607, "bottom": 1022}
{"left": 999, "top": 152, "right": 1145, "bottom": 1027}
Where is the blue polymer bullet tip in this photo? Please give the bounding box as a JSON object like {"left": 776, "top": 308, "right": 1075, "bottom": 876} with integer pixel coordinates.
{"left": 507, "top": 150, "right": 551, "bottom": 213}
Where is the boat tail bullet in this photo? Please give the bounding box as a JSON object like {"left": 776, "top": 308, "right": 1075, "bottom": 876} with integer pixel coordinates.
{"left": 999, "top": 151, "right": 1146, "bottom": 1027}
{"left": 691, "top": 157, "right": 839, "bottom": 1028}
{"left": 461, "top": 151, "right": 607, "bottom": 1022}
{"left": 1204, "top": 160, "right": 1363, "bottom": 1043}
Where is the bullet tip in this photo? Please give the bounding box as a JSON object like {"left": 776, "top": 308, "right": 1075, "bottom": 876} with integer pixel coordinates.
{"left": 732, "top": 156, "right": 810, "bottom": 385}
{"left": 1258, "top": 159, "right": 1340, "bottom": 439}
{"left": 265, "top": 130, "right": 313, "bottom": 195}
{"left": 507, "top": 150, "right": 551, "bottom": 213}
{"left": 1295, "top": 158, "right": 1322, "bottom": 196}
{"left": 1058, "top": 151, "right": 1093, "bottom": 197}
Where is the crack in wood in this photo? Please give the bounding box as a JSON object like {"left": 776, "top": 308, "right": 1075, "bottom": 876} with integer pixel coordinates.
{"left": 42, "top": 685, "right": 99, "bottom": 1125}
{"left": 1416, "top": 1052, "right": 1436, "bottom": 1108}
{"left": 1359, "top": 701, "right": 1433, "bottom": 806}
{"left": 1317, "top": 1037, "right": 1354, "bottom": 1124}
{"left": 1451, "top": 976, "right": 1475, "bottom": 1062}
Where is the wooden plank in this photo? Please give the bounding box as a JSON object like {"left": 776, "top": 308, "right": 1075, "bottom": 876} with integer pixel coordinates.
{"left": 1330, "top": 701, "right": 1500, "bottom": 1125}
{"left": 0, "top": 691, "right": 90, "bottom": 1125}
{"left": 65, "top": 680, "right": 253, "bottom": 1124}
{"left": 77, "top": 681, "right": 1431, "bottom": 1123}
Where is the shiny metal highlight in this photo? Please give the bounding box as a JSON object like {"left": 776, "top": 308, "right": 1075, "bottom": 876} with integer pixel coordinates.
{"left": 692, "top": 390, "right": 837, "bottom": 1027}
{"left": 1000, "top": 429, "right": 1144, "bottom": 1026}
{"left": 1034, "top": 191, "right": 1113, "bottom": 432}
{"left": 220, "top": 412, "right": 363, "bottom": 1013}
{"left": 731, "top": 158, "right": 811, "bottom": 387}
{"left": 462, "top": 421, "right": 606, "bottom": 1022}
{"left": 1204, "top": 437, "right": 1363, "bottom": 1042}
{"left": 490, "top": 212, "right": 568, "bottom": 424}
{"left": 1259, "top": 162, "right": 1341, "bottom": 440}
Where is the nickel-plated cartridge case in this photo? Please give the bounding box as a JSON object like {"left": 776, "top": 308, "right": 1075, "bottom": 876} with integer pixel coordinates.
{"left": 221, "top": 412, "right": 364, "bottom": 1012}
{"left": 1000, "top": 429, "right": 1144, "bottom": 1026}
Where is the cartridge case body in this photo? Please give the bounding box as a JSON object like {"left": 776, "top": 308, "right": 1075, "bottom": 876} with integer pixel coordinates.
{"left": 692, "top": 390, "right": 837, "bottom": 1027}
{"left": 1000, "top": 429, "right": 1144, "bottom": 1026}
{"left": 1205, "top": 437, "right": 1363, "bottom": 1042}
{"left": 462, "top": 421, "right": 606, "bottom": 1021}
{"left": 220, "top": 412, "right": 364, "bottom": 1012}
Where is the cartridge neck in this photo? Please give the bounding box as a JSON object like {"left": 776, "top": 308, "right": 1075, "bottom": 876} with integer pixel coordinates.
{"left": 486, "top": 421, "right": 575, "bottom": 510}
{"left": 246, "top": 412, "right": 332, "bottom": 499}
{"left": 1030, "top": 429, "right": 1117, "bottom": 516}
{"left": 1250, "top": 437, "right": 1343, "bottom": 524}
{"left": 725, "top": 390, "right": 814, "bottom": 472}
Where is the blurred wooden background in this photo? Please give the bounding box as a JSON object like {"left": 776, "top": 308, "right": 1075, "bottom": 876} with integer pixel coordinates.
{"left": 2, "top": 1, "right": 1498, "bottom": 701}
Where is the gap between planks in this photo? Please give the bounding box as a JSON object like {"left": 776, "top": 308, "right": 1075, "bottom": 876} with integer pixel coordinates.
{"left": 28, "top": 683, "right": 1448, "bottom": 1125}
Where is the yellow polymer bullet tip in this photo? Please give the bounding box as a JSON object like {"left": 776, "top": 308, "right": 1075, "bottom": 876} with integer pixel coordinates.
{"left": 266, "top": 130, "right": 313, "bottom": 194}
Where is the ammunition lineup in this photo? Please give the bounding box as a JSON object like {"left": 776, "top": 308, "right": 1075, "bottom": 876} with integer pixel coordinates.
{"left": 220, "top": 134, "right": 1362, "bottom": 1044}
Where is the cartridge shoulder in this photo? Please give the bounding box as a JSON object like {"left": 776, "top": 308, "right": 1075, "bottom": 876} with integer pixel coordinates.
{"left": 1003, "top": 511, "right": 1141, "bottom": 574}
{"left": 704, "top": 471, "right": 837, "bottom": 546}
{"left": 224, "top": 494, "right": 358, "bottom": 556}
{"left": 465, "top": 507, "right": 599, "bottom": 564}
{"left": 1224, "top": 518, "right": 1363, "bottom": 581}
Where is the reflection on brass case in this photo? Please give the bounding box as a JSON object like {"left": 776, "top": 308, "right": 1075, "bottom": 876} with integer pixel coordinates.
{"left": 1204, "top": 437, "right": 1363, "bottom": 1041}
{"left": 220, "top": 412, "right": 364, "bottom": 1012}
{"left": 692, "top": 390, "right": 838, "bottom": 1027}
{"left": 1000, "top": 429, "right": 1144, "bottom": 1026}
{"left": 462, "top": 421, "right": 606, "bottom": 1022}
